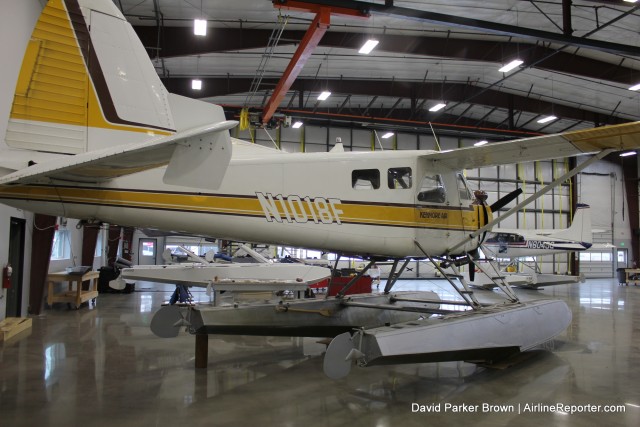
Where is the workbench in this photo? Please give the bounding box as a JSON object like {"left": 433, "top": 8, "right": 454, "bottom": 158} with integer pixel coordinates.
{"left": 47, "top": 270, "right": 100, "bottom": 309}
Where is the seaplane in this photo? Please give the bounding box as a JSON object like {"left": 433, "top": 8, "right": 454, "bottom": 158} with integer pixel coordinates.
{"left": 468, "top": 204, "right": 592, "bottom": 289}
{"left": 2, "top": 0, "right": 640, "bottom": 378}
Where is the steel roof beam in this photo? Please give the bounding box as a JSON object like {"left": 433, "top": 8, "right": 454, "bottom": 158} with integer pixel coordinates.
{"left": 162, "top": 77, "right": 629, "bottom": 125}
{"left": 221, "top": 104, "right": 543, "bottom": 139}
{"left": 275, "top": 0, "right": 640, "bottom": 56}
{"left": 133, "top": 26, "right": 640, "bottom": 86}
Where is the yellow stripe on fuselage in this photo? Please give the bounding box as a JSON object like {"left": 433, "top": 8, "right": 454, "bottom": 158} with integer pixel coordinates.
{"left": 0, "top": 185, "right": 486, "bottom": 231}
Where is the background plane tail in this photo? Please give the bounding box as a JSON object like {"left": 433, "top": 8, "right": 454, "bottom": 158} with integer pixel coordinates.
{"left": 553, "top": 204, "right": 592, "bottom": 244}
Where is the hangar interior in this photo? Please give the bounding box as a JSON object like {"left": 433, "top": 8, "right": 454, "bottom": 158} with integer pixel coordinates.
{"left": 1, "top": 1, "right": 640, "bottom": 426}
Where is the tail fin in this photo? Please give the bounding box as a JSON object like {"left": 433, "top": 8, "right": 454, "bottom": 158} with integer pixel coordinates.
{"left": 6, "top": 0, "right": 177, "bottom": 154}
{"left": 553, "top": 204, "right": 592, "bottom": 244}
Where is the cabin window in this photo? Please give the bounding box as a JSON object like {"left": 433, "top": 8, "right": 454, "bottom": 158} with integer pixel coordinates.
{"left": 486, "top": 233, "right": 525, "bottom": 244}
{"left": 352, "top": 169, "right": 380, "bottom": 190}
{"left": 388, "top": 167, "right": 412, "bottom": 189}
{"left": 457, "top": 173, "right": 473, "bottom": 201}
{"left": 417, "top": 174, "right": 446, "bottom": 203}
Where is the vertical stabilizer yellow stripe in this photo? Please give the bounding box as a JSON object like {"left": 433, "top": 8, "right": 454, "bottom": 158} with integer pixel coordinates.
{"left": 10, "top": 0, "right": 88, "bottom": 128}
{"left": 7, "top": 0, "right": 88, "bottom": 153}
{"left": 7, "top": 0, "right": 172, "bottom": 154}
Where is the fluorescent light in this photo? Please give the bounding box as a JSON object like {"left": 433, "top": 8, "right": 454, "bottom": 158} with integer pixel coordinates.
{"left": 194, "top": 19, "right": 207, "bottom": 36}
{"left": 620, "top": 151, "right": 636, "bottom": 157}
{"left": 498, "top": 59, "right": 523, "bottom": 73}
{"left": 629, "top": 83, "right": 640, "bottom": 91}
{"left": 537, "top": 115, "right": 557, "bottom": 124}
{"left": 429, "top": 103, "right": 446, "bottom": 112}
{"left": 359, "top": 39, "right": 379, "bottom": 54}
{"left": 292, "top": 121, "right": 303, "bottom": 129}
{"left": 317, "top": 91, "right": 331, "bottom": 100}
{"left": 623, "top": 1, "right": 638, "bottom": 3}
{"left": 474, "top": 140, "right": 488, "bottom": 146}
{"left": 381, "top": 132, "right": 394, "bottom": 139}
{"left": 191, "top": 79, "right": 202, "bottom": 90}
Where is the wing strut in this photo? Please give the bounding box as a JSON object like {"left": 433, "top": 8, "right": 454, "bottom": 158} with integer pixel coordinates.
{"left": 469, "top": 257, "right": 520, "bottom": 302}
{"left": 383, "top": 259, "right": 411, "bottom": 294}
{"left": 414, "top": 241, "right": 482, "bottom": 309}
{"left": 333, "top": 259, "right": 375, "bottom": 299}
{"left": 447, "top": 149, "right": 615, "bottom": 255}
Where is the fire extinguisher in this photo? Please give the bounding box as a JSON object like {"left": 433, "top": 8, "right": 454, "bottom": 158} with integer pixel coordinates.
{"left": 3, "top": 263, "right": 12, "bottom": 289}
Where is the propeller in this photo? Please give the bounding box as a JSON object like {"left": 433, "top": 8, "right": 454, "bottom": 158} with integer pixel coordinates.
{"left": 468, "top": 251, "right": 478, "bottom": 283}
{"left": 490, "top": 188, "right": 523, "bottom": 212}
{"left": 466, "top": 188, "right": 522, "bottom": 282}
{"left": 446, "top": 188, "right": 523, "bottom": 262}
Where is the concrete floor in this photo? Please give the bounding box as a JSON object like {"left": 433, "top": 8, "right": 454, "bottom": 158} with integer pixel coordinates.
{"left": 1, "top": 278, "right": 640, "bottom": 427}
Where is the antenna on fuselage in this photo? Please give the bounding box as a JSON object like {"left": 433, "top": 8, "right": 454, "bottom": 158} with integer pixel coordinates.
{"left": 428, "top": 122, "right": 442, "bottom": 151}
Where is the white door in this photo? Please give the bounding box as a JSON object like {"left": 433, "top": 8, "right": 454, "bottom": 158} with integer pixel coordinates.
{"left": 138, "top": 239, "right": 157, "bottom": 265}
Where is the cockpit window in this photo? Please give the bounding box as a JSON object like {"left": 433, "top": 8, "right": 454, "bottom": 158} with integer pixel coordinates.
{"left": 417, "top": 174, "right": 446, "bottom": 203}
{"left": 457, "top": 173, "right": 473, "bottom": 201}
{"left": 352, "top": 169, "right": 380, "bottom": 190}
{"left": 388, "top": 167, "right": 412, "bottom": 189}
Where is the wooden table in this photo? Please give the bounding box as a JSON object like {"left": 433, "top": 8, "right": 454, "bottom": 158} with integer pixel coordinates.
{"left": 47, "top": 271, "right": 100, "bottom": 309}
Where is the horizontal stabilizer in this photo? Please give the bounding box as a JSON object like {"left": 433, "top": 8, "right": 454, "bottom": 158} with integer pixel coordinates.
{"left": 0, "top": 121, "right": 238, "bottom": 187}
{"left": 162, "top": 125, "right": 233, "bottom": 189}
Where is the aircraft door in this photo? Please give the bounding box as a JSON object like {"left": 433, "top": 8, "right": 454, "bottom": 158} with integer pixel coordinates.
{"left": 456, "top": 173, "right": 473, "bottom": 205}
{"left": 414, "top": 173, "right": 450, "bottom": 254}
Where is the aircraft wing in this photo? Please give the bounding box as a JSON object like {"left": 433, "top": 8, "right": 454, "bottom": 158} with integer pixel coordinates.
{"left": 425, "top": 121, "right": 640, "bottom": 171}
{"left": 0, "top": 120, "right": 238, "bottom": 190}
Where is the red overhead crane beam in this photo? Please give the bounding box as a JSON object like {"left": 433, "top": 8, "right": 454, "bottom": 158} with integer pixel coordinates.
{"left": 273, "top": 0, "right": 371, "bottom": 18}
{"left": 262, "top": 1, "right": 369, "bottom": 125}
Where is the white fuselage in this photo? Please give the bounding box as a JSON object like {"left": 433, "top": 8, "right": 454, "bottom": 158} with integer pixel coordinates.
{"left": 483, "top": 234, "right": 591, "bottom": 258}
{"left": 0, "top": 140, "right": 488, "bottom": 258}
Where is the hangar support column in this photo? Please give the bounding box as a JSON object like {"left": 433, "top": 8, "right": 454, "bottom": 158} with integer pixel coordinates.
{"left": 621, "top": 157, "right": 639, "bottom": 266}
{"left": 28, "top": 214, "right": 56, "bottom": 315}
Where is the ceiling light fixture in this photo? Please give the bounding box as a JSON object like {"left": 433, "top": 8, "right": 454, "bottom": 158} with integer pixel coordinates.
{"left": 623, "top": 0, "right": 638, "bottom": 3}
{"left": 537, "top": 115, "right": 557, "bottom": 124}
{"left": 381, "top": 132, "right": 394, "bottom": 139}
{"left": 359, "top": 39, "right": 379, "bottom": 54}
{"left": 474, "top": 140, "right": 488, "bottom": 146}
{"left": 194, "top": 0, "right": 206, "bottom": 36}
{"left": 292, "top": 121, "right": 303, "bottom": 129}
{"left": 498, "top": 59, "right": 524, "bottom": 73}
{"left": 629, "top": 83, "right": 640, "bottom": 91}
{"left": 317, "top": 91, "right": 331, "bottom": 100}
{"left": 191, "top": 79, "right": 202, "bottom": 90}
{"left": 620, "top": 151, "right": 636, "bottom": 157}
{"left": 194, "top": 19, "right": 207, "bottom": 36}
{"left": 429, "top": 103, "right": 446, "bottom": 112}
